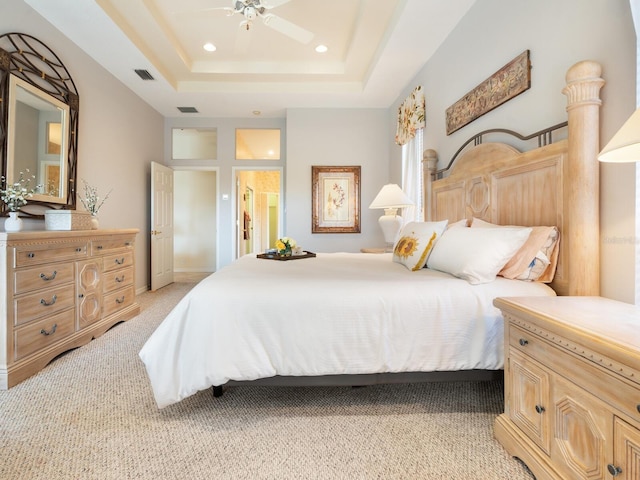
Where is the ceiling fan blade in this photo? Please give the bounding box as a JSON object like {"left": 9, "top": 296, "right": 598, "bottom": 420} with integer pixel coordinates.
{"left": 170, "top": 6, "right": 235, "bottom": 16}
{"left": 258, "top": 0, "right": 292, "bottom": 9}
{"left": 235, "top": 21, "right": 253, "bottom": 54}
{"left": 262, "top": 14, "right": 314, "bottom": 44}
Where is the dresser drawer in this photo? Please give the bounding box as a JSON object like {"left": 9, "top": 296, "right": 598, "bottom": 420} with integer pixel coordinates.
{"left": 510, "top": 324, "right": 640, "bottom": 429}
{"left": 14, "top": 285, "right": 76, "bottom": 326}
{"left": 14, "top": 308, "right": 75, "bottom": 360}
{"left": 103, "top": 267, "right": 133, "bottom": 293}
{"left": 13, "top": 262, "right": 75, "bottom": 295}
{"left": 103, "top": 285, "right": 135, "bottom": 318}
{"left": 14, "top": 243, "right": 87, "bottom": 267}
{"left": 102, "top": 251, "right": 134, "bottom": 273}
{"left": 90, "top": 237, "right": 134, "bottom": 256}
{"left": 509, "top": 325, "right": 552, "bottom": 358}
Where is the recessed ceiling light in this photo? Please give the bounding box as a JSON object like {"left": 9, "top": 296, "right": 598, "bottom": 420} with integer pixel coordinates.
{"left": 252, "top": 110, "right": 261, "bottom": 116}
{"left": 315, "top": 44, "right": 328, "bottom": 53}
{"left": 203, "top": 43, "right": 217, "bottom": 52}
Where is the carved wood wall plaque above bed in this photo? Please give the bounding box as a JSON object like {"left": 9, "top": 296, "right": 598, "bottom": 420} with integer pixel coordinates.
{"left": 445, "top": 50, "right": 531, "bottom": 135}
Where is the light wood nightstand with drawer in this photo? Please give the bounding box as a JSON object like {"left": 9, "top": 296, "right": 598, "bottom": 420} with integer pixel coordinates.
{"left": 494, "top": 296, "right": 640, "bottom": 480}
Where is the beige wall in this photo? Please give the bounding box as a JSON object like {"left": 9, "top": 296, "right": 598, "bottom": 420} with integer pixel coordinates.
{"left": 3, "top": 1, "right": 164, "bottom": 293}
{"left": 390, "top": 0, "right": 637, "bottom": 302}
{"left": 285, "top": 108, "right": 391, "bottom": 253}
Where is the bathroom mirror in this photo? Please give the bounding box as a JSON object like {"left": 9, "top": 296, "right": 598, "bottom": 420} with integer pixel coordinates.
{"left": 0, "top": 32, "right": 79, "bottom": 214}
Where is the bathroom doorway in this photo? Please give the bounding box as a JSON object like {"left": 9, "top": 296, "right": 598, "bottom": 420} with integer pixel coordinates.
{"left": 235, "top": 169, "right": 281, "bottom": 258}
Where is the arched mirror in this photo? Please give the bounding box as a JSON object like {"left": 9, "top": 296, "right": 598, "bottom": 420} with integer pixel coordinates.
{"left": 0, "top": 32, "right": 79, "bottom": 215}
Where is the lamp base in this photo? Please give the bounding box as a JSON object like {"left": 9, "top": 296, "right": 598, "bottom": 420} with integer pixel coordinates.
{"left": 378, "top": 208, "right": 403, "bottom": 246}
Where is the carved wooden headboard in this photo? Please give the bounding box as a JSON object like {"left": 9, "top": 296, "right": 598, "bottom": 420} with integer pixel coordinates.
{"left": 424, "top": 61, "right": 604, "bottom": 296}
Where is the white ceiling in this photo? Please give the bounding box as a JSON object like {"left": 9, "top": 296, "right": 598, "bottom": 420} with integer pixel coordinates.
{"left": 24, "top": 0, "right": 476, "bottom": 118}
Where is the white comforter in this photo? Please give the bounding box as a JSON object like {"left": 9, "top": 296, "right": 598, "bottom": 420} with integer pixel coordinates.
{"left": 139, "top": 252, "right": 555, "bottom": 408}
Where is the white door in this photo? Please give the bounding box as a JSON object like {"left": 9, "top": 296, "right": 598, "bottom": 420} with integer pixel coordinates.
{"left": 151, "top": 162, "right": 174, "bottom": 291}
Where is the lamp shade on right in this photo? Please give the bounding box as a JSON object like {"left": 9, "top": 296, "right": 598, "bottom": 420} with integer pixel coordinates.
{"left": 598, "top": 107, "right": 640, "bottom": 163}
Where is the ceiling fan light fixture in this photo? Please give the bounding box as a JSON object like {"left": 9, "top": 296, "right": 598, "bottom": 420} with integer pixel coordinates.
{"left": 243, "top": 6, "right": 257, "bottom": 20}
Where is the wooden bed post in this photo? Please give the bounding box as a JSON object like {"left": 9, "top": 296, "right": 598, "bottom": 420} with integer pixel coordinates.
{"left": 423, "top": 149, "right": 437, "bottom": 221}
{"left": 562, "top": 61, "right": 604, "bottom": 296}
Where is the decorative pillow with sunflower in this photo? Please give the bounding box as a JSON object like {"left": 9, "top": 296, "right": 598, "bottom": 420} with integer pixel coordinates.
{"left": 393, "top": 220, "right": 449, "bottom": 271}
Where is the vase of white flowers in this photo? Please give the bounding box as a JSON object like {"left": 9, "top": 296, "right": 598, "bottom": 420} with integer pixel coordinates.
{"left": 5, "top": 211, "right": 22, "bottom": 232}
{"left": 78, "top": 179, "right": 112, "bottom": 229}
{"left": 1, "top": 170, "right": 42, "bottom": 232}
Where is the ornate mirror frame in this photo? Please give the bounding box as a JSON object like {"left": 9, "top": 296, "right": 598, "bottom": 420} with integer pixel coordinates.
{"left": 0, "top": 32, "right": 79, "bottom": 215}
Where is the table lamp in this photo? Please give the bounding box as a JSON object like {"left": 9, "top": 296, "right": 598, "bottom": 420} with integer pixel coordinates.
{"left": 368, "top": 184, "right": 414, "bottom": 249}
{"left": 598, "top": 107, "right": 640, "bottom": 162}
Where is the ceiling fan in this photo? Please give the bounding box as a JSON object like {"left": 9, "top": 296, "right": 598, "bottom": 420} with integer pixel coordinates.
{"left": 215, "top": 0, "right": 314, "bottom": 45}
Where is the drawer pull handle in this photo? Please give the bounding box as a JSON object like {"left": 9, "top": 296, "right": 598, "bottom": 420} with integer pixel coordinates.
{"left": 115, "top": 257, "right": 125, "bottom": 265}
{"left": 27, "top": 252, "right": 35, "bottom": 258}
{"left": 97, "top": 245, "right": 103, "bottom": 250}
{"left": 125, "top": 242, "right": 131, "bottom": 246}
{"left": 40, "top": 295, "right": 57, "bottom": 306}
{"left": 78, "top": 293, "right": 84, "bottom": 298}
{"left": 40, "top": 324, "right": 57, "bottom": 336}
{"left": 116, "top": 275, "right": 125, "bottom": 283}
{"left": 116, "top": 296, "right": 125, "bottom": 304}
{"left": 607, "top": 464, "right": 622, "bottom": 476}
{"left": 76, "top": 247, "right": 82, "bottom": 252}
{"left": 40, "top": 271, "right": 57, "bottom": 281}
{"left": 535, "top": 405, "right": 545, "bottom": 414}
{"left": 519, "top": 338, "right": 529, "bottom": 346}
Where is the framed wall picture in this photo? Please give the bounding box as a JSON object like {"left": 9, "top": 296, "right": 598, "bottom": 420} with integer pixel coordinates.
{"left": 311, "top": 166, "right": 361, "bottom": 233}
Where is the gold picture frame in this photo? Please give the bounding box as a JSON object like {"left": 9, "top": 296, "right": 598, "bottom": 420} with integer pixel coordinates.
{"left": 311, "top": 166, "right": 361, "bottom": 233}
{"left": 446, "top": 50, "right": 531, "bottom": 135}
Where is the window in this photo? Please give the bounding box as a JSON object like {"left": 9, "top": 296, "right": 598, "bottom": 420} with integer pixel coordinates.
{"left": 235, "top": 129, "right": 281, "bottom": 160}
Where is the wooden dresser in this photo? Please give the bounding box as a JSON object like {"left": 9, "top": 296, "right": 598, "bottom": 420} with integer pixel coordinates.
{"left": 494, "top": 296, "right": 640, "bottom": 480}
{"left": 0, "top": 229, "right": 140, "bottom": 389}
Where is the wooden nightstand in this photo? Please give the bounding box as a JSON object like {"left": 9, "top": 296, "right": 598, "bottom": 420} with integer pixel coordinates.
{"left": 493, "top": 296, "right": 640, "bottom": 480}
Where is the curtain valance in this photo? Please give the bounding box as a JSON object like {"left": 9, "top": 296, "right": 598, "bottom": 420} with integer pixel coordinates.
{"left": 395, "top": 85, "right": 425, "bottom": 146}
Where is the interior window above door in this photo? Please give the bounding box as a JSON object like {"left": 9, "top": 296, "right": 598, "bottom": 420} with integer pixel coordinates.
{"left": 172, "top": 128, "right": 217, "bottom": 160}
{"left": 235, "top": 129, "right": 281, "bottom": 160}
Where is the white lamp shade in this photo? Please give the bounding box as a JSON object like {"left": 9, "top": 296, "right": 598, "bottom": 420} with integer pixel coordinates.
{"left": 598, "top": 107, "right": 640, "bottom": 162}
{"left": 369, "top": 184, "right": 414, "bottom": 209}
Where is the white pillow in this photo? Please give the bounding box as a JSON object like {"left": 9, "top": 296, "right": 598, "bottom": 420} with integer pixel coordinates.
{"left": 393, "top": 220, "right": 449, "bottom": 271}
{"left": 426, "top": 225, "right": 532, "bottom": 284}
{"left": 447, "top": 218, "right": 469, "bottom": 229}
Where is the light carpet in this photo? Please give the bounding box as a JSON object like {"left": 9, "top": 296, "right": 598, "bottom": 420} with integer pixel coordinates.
{"left": 0, "top": 281, "right": 533, "bottom": 480}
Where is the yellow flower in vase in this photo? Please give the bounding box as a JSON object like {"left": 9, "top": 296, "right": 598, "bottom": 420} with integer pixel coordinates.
{"left": 275, "top": 237, "right": 296, "bottom": 257}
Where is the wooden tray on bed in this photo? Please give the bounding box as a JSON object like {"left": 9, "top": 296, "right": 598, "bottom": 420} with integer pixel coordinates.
{"left": 257, "top": 251, "right": 316, "bottom": 261}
